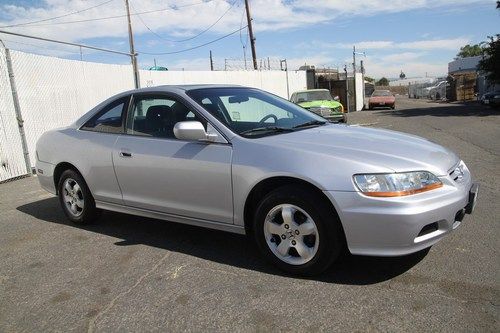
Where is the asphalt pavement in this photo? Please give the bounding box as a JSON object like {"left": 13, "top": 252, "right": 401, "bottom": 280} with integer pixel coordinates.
{"left": 0, "top": 96, "right": 498, "bottom": 332}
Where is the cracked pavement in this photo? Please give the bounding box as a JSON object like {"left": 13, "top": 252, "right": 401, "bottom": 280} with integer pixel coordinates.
{"left": 0, "top": 97, "right": 498, "bottom": 332}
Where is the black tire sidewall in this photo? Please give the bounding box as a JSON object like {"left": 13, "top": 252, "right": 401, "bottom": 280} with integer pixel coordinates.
{"left": 253, "top": 186, "right": 342, "bottom": 276}
{"left": 58, "top": 169, "right": 99, "bottom": 224}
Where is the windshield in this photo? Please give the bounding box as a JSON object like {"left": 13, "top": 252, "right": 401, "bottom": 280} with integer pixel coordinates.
{"left": 187, "top": 88, "right": 326, "bottom": 138}
{"left": 296, "top": 91, "right": 332, "bottom": 102}
{"left": 371, "top": 90, "right": 392, "bottom": 97}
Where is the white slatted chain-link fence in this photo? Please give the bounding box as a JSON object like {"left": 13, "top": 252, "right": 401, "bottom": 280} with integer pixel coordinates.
{"left": 0, "top": 49, "right": 307, "bottom": 182}
{"left": 0, "top": 48, "right": 29, "bottom": 182}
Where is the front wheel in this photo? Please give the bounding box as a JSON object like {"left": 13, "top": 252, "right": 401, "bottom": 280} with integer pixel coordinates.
{"left": 253, "top": 186, "right": 344, "bottom": 276}
{"left": 58, "top": 169, "right": 101, "bottom": 224}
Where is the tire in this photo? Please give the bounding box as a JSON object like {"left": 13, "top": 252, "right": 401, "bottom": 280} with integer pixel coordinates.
{"left": 253, "top": 185, "right": 344, "bottom": 276}
{"left": 58, "top": 169, "right": 101, "bottom": 224}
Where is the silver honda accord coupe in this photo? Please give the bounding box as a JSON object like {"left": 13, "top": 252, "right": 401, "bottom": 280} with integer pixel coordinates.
{"left": 36, "top": 85, "right": 478, "bottom": 275}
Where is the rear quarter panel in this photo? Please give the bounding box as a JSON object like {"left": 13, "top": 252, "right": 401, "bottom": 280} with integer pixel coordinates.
{"left": 36, "top": 128, "right": 123, "bottom": 204}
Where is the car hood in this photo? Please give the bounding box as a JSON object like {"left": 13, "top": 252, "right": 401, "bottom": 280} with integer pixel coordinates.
{"left": 298, "top": 100, "right": 342, "bottom": 109}
{"left": 258, "top": 124, "right": 458, "bottom": 176}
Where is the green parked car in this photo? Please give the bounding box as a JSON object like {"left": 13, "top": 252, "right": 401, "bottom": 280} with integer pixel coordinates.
{"left": 290, "top": 89, "right": 345, "bottom": 122}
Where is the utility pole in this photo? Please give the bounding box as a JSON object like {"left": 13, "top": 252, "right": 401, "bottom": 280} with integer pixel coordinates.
{"left": 244, "top": 0, "right": 257, "bottom": 70}
{"left": 243, "top": 45, "right": 247, "bottom": 70}
{"left": 280, "top": 59, "right": 289, "bottom": 98}
{"left": 352, "top": 46, "right": 356, "bottom": 112}
{"left": 209, "top": 50, "right": 214, "bottom": 71}
{"left": 344, "top": 64, "right": 350, "bottom": 113}
{"left": 125, "top": 0, "right": 140, "bottom": 88}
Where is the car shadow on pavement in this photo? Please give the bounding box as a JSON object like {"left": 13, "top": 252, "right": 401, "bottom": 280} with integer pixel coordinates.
{"left": 377, "top": 104, "right": 500, "bottom": 118}
{"left": 17, "top": 197, "right": 429, "bottom": 285}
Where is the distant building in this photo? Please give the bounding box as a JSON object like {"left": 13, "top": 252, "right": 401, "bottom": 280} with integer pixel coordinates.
{"left": 447, "top": 56, "right": 482, "bottom": 101}
{"left": 448, "top": 56, "right": 481, "bottom": 74}
{"left": 389, "top": 77, "right": 436, "bottom": 86}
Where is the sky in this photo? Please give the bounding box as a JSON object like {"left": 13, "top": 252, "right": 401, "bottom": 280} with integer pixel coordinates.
{"left": 0, "top": 0, "right": 498, "bottom": 78}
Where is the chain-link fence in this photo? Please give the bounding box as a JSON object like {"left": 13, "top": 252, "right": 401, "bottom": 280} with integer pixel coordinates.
{"left": 0, "top": 48, "right": 29, "bottom": 182}
{"left": 9, "top": 50, "right": 135, "bottom": 168}
{"left": 0, "top": 48, "right": 308, "bottom": 182}
{"left": 223, "top": 58, "right": 286, "bottom": 71}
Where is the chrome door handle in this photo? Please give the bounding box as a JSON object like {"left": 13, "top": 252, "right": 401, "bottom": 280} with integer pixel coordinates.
{"left": 119, "top": 151, "right": 132, "bottom": 157}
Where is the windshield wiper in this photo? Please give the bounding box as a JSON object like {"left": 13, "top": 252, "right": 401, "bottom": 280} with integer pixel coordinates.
{"left": 292, "top": 120, "right": 327, "bottom": 129}
{"left": 240, "top": 126, "right": 295, "bottom": 136}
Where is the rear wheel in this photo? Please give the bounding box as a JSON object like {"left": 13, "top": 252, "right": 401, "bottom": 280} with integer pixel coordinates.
{"left": 253, "top": 186, "right": 343, "bottom": 276}
{"left": 58, "top": 169, "right": 101, "bottom": 224}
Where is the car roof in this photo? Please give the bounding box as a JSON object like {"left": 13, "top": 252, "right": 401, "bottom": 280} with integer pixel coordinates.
{"left": 293, "top": 89, "right": 329, "bottom": 94}
{"left": 121, "top": 84, "right": 245, "bottom": 95}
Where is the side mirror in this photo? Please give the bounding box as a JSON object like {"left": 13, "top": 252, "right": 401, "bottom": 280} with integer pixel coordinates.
{"left": 174, "top": 121, "right": 217, "bottom": 142}
{"left": 333, "top": 95, "right": 340, "bottom": 101}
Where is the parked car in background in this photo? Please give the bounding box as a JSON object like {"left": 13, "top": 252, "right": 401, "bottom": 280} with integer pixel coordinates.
{"left": 429, "top": 80, "right": 447, "bottom": 100}
{"left": 480, "top": 91, "right": 500, "bottom": 107}
{"left": 368, "top": 90, "right": 396, "bottom": 110}
{"left": 290, "top": 89, "right": 345, "bottom": 122}
{"left": 36, "top": 85, "right": 478, "bottom": 276}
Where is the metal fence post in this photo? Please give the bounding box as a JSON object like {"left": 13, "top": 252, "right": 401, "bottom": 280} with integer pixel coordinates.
{"left": 3, "top": 46, "right": 31, "bottom": 175}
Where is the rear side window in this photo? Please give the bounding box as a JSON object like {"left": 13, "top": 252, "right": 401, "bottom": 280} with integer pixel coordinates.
{"left": 81, "top": 97, "right": 128, "bottom": 133}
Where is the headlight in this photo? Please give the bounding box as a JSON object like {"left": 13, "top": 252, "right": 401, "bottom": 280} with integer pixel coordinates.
{"left": 494, "top": 95, "right": 500, "bottom": 99}
{"left": 353, "top": 171, "right": 442, "bottom": 197}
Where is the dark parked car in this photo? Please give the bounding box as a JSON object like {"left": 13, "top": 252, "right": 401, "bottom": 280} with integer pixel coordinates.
{"left": 481, "top": 91, "right": 500, "bottom": 107}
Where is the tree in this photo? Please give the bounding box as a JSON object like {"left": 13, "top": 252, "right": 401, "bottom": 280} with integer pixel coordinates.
{"left": 456, "top": 44, "right": 484, "bottom": 58}
{"left": 376, "top": 77, "right": 389, "bottom": 86}
{"left": 399, "top": 70, "right": 406, "bottom": 79}
{"left": 364, "top": 76, "right": 375, "bottom": 83}
{"left": 478, "top": 34, "right": 500, "bottom": 84}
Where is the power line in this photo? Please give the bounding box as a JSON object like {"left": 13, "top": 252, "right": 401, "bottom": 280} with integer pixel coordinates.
{"left": 132, "top": 0, "right": 238, "bottom": 43}
{"left": 0, "top": 0, "right": 115, "bottom": 28}
{"left": 0, "top": 0, "right": 213, "bottom": 28}
{"left": 138, "top": 25, "right": 248, "bottom": 55}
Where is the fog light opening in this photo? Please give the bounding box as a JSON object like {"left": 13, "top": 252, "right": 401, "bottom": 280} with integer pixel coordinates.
{"left": 418, "top": 222, "right": 439, "bottom": 237}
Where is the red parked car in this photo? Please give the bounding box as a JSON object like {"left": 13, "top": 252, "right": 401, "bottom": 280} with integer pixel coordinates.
{"left": 368, "top": 90, "right": 396, "bottom": 110}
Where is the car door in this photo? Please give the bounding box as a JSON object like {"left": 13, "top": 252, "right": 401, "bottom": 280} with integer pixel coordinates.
{"left": 77, "top": 96, "right": 130, "bottom": 204}
{"left": 112, "top": 93, "right": 234, "bottom": 224}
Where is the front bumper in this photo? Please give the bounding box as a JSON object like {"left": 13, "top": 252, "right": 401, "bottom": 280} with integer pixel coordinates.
{"left": 324, "top": 173, "right": 477, "bottom": 256}
{"left": 369, "top": 102, "right": 395, "bottom": 108}
{"left": 325, "top": 114, "right": 345, "bottom": 123}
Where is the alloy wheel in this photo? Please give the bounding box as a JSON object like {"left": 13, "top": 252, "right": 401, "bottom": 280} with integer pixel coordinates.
{"left": 263, "top": 204, "right": 319, "bottom": 265}
{"left": 62, "top": 178, "right": 84, "bottom": 217}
